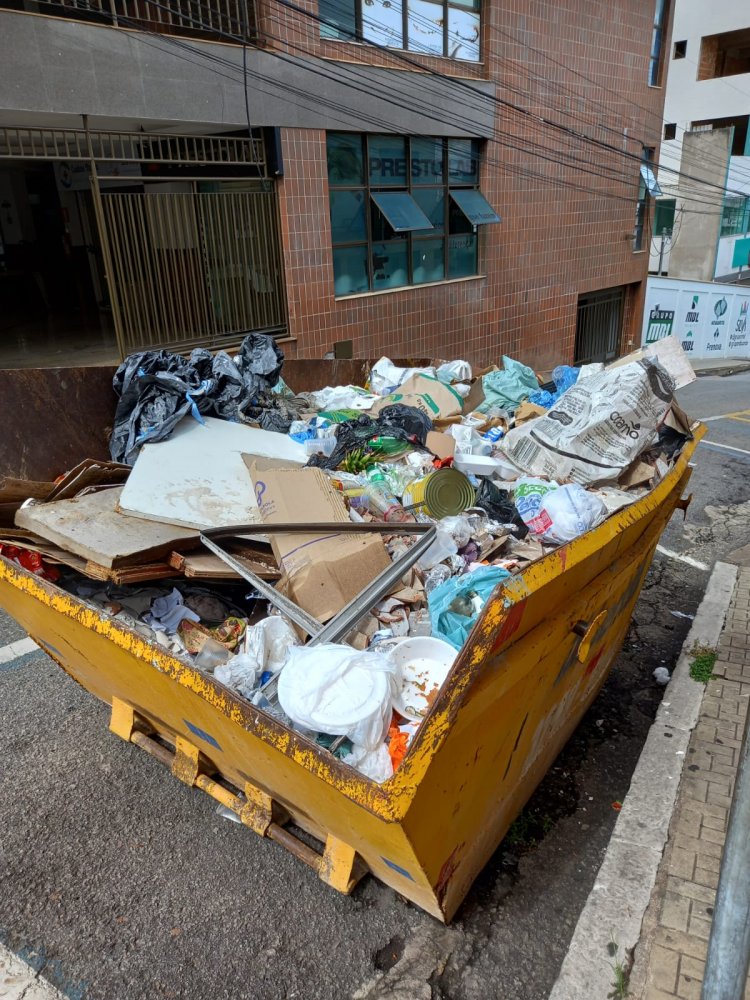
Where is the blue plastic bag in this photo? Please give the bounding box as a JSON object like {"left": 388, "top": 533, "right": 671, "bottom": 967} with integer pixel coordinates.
{"left": 528, "top": 365, "right": 580, "bottom": 409}
{"left": 428, "top": 566, "right": 511, "bottom": 650}
{"left": 479, "top": 357, "right": 540, "bottom": 413}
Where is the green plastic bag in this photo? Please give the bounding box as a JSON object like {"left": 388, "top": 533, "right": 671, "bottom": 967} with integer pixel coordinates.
{"left": 428, "top": 566, "right": 511, "bottom": 650}
{"left": 479, "top": 356, "right": 539, "bottom": 413}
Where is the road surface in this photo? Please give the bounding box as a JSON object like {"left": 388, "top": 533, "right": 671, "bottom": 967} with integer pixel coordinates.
{"left": 1, "top": 373, "right": 749, "bottom": 1000}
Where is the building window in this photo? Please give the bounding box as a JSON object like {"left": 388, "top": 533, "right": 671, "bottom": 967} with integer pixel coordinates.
{"left": 721, "top": 197, "right": 750, "bottom": 238}
{"left": 326, "top": 132, "right": 500, "bottom": 295}
{"left": 698, "top": 27, "right": 750, "bottom": 80}
{"left": 663, "top": 123, "right": 677, "bottom": 141}
{"left": 318, "top": 0, "right": 481, "bottom": 61}
{"left": 634, "top": 147, "right": 661, "bottom": 251}
{"left": 673, "top": 39, "right": 686, "bottom": 58}
{"left": 648, "top": 0, "right": 669, "bottom": 85}
{"left": 654, "top": 198, "right": 676, "bottom": 237}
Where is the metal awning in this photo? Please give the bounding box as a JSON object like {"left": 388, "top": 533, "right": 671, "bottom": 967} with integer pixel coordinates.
{"left": 449, "top": 188, "right": 501, "bottom": 225}
{"left": 370, "top": 191, "right": 433, "bottom": 232}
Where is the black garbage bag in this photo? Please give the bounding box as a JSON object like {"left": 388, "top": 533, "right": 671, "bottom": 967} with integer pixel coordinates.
{"left": 236, "top": 333, "right": 284, "bottom": 391}
{"left": 110, "top": 334, "right": 285, "bottom": 465}
{"left": 377, "top": 404, "right": 432, "bottom": 445}
{"left": 307, "top": 406, "right": 431, "bottom": 470}
{"left": 474, "top": 479, "right": 528, "bottom": 538}
{"left": 237, "top": 389, "right": 306, "bottom": 435}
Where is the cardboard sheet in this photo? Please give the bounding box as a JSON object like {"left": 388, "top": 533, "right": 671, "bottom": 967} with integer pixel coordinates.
{"left": 15, "top": 488, "right": 198, "bottom": 568}
{"left": 248, "top": 463, "right": 391, "bottom": 622}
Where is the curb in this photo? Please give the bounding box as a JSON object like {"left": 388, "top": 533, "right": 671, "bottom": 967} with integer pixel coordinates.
{"left": 694, "top": 362, "right": 750, "bottom": 378}
{"left": 548, "top": 560, "right": 739, "bottom": 1000}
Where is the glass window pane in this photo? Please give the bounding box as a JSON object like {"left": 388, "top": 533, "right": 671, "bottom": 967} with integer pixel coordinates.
{"left": 368, "top": 135, "right": 408, "bottom": 187}
{"left": 372, "top": 241, "right": 409, "bottom": 290}
{"left": 448, "top": 233, "right": 477, "bottom": 277}
{"left": 361, "top": 0, "right": 404, "bottom": 47}
{"left": 449, "top": 188, "right": 500, "bottom": 225}
{"left": 449, "top": 0, "right": 479, "bottom": 10}
{"left": 411, "top": 138, "right": 445, "bottom": 184}
{"left": 327, "top": 133, "right": 364, "bottom": 185}
{"left": 412, "top": 238, "right": 445, "bottom": 283}
{"left": 319, "top": 0, "right": 356, "bottom": 38}
{"left": 448, "top": 139, "right": 479, "bottom": 184}
{"left": 371, "top": 191, "right": 433, "bottom": 231}
{"left": 329, "top": 190, "right": 367, "bottom": 243}
{"left": 412, "top": 187, "right": 445, "bottom": 233}
{"left": 407, "top": 0, "right": 445, "bottom": 56}
{"left": 449, "top": 196, "right": 473, "bottom": 234}
{"left": 447, "top": 7, "right": 480, "bottom": 60}
{"left": 333, "top": 245, "right": 369, "bottom": 295}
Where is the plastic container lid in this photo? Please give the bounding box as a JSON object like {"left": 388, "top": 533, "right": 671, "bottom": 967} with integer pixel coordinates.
{"left": 423, "top": 468, "right": 475, "bottom": 518}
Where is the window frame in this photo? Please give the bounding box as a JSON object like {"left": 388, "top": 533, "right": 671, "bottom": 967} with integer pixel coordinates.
{"left": 318, "top": 0, "right": 482, "bottom": 62}
{"left": 327, "top": 133, "right": 486, "bottom": 295}
{"left": 648, "top": 0, "right": 670, "bottom": 86}
{"left": 634, "top": 147, "right": 656, "bottom": 251}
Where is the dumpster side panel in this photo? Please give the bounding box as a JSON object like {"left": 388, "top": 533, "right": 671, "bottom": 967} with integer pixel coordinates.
{"left": 0, "top": 562, "right": 444, "bottom": 913}
{"left": 400, "top": 470, "right": 685, "bottom": 921}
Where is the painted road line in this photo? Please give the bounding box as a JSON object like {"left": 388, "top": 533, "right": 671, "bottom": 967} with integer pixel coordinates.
{"left": 703, "top": 409, "right": 750, "bottom": 422}
{"left": 0, "top": 943, "right": 65, "bottom": 999}
{"left": 0, "top": 636, "right": 38, "bottom": 665}
{"left": 699, "top": 440, "right": 750, "bottom": 458}
{"left": 655, "top": 545, "right": 710, "bottom": 572}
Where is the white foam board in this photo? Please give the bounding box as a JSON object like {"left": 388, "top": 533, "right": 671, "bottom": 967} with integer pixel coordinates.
{"left": 119, "top": 416, "right": 307, "bottom": 530}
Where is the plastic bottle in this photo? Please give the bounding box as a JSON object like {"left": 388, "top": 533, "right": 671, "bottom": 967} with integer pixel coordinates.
{"left": 364, "top": 468, "right": 413, "bottom": 522}
{"left": 482, "top": 426, "right": 505, "bottom": 444}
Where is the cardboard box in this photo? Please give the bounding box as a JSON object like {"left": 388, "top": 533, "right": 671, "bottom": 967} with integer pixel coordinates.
{"left": 246, "top": 462, "right": 391, "bottom": 623}
{"left": 370, "top": 373, "right": 465, "bottom": 420}
{"left": 425, "top": 430, "right": 455, "bottom": 460}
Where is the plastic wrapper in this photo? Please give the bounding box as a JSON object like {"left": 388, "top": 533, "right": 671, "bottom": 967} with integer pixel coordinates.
{"left": 214, "top": 653, "right": 263, "bottom": 698}
{"left": 277, "top": 644, "right": 399, "bottom": 750}
{"left": 341, "top": 743, "right": 394, "bottom": 783}
{"left": 428, "top": 566, "right": 511, "bottom": 650}
{"left": 478, "top": 357, "right": 540, "bottom": 413}
{"left": 501, "top": 360, "right": 675, "bottom": 486}
{"left": 308, "top": 385, "right": 378, "bottom": 411}
{"left": 369, "top": 358, "right": 435, "bottom": 396}
{"left": 528, "top": 365, "right": 580, "bottom": 409}
{"left": 513, "top": 477, "right": 560, "bottom": 533}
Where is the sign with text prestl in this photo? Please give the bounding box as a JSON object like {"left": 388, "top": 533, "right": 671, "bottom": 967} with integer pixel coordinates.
{"left": 642, "top": 276, "right": 750, "bottom": 359}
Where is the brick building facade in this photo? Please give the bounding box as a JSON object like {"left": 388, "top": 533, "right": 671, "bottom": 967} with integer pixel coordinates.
{"left": 0, "top": 0, "right": 670, "bottom": 368}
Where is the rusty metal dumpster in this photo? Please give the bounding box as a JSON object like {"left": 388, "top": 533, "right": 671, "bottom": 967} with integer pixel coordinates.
{"left": 0, "top": 363, "right": 701, "bottom": 922}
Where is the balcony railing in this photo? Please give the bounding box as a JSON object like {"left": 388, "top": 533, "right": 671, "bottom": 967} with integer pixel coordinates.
{"left": 1, "top": 0, "right": 255, "bottom": 43}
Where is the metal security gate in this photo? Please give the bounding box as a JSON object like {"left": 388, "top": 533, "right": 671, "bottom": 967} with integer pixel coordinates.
{"left": 102, "top": 187, "right": 286, "bottom": 353}
{"left": 0, "top": 122, "right": 286, "bottom": 357}
{"left": 574, "top": 286, "right": 625, "bottom": 364}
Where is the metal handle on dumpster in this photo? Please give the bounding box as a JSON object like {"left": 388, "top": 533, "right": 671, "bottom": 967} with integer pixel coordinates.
{"left": 572, "top": 611, "right": 607, "bottom": 662}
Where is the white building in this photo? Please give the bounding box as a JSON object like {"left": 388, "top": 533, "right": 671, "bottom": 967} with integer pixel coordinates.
{"left": 650, "top": 0, "right": 750, "bottom": 281}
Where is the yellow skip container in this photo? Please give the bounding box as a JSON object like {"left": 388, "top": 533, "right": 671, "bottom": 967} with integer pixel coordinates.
{"left": 0, "top": 361, "right": 701, "bottom": 922}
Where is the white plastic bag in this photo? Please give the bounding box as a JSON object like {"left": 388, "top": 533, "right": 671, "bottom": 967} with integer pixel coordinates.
{"left": 501, "top": 359, "right": 674, "bottom": 485}
{"left": 277, "top": 644, "right": 399, "bottom": 750}
{"left": 532, "top": 483, "right": 607, "bottom": 544}
{"left": 248, "top": 615, "right": 299, "bottom": 674}
{"left": 370, "top": 357, "right": 435, "bottom": 396}
{"left": 214, "top": 654, "right": 263, "bottom": 699}
{"left": 309, "top": 385, "right": 378, "bottom": 411}
{"left": 513, "top": 477, "right": 560, "bottom": 533}
{"left": 436, "top": 360, "right": 472, "bottom": 384}
{"left": 342, "top": 743, "right": 393, "bottom": 783}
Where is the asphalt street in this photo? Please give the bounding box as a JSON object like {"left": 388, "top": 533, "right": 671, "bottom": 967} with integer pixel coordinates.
{"left": 1, "top": 373, "right": 749, "bottom": 1000}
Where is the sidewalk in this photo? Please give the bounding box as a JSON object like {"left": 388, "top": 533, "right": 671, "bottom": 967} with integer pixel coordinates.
{"left": 549, "top": 563, "right": 747, "bottom": 1000}
{"left": 629, "top": 566, "right": 750, "bottom": 1000}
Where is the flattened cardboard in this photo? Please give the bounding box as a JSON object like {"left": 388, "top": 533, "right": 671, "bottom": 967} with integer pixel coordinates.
{"left": 247, "top": 463, "right": 391, "bottom": 622}
{"left": 514, "top": 402, "right": 546, "bottom": 426}
{"left": 425, "top": 431, "right": 455, "bottom": 460}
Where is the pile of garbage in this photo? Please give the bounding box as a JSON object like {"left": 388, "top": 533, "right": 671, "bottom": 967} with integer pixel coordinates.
{"left": 1, "top": 334, "right": 695, "bottom": 784}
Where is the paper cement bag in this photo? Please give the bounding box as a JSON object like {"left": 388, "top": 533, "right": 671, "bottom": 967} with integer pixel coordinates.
{"left": 500, "top": 360, "right": 675, "bottom": 486}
